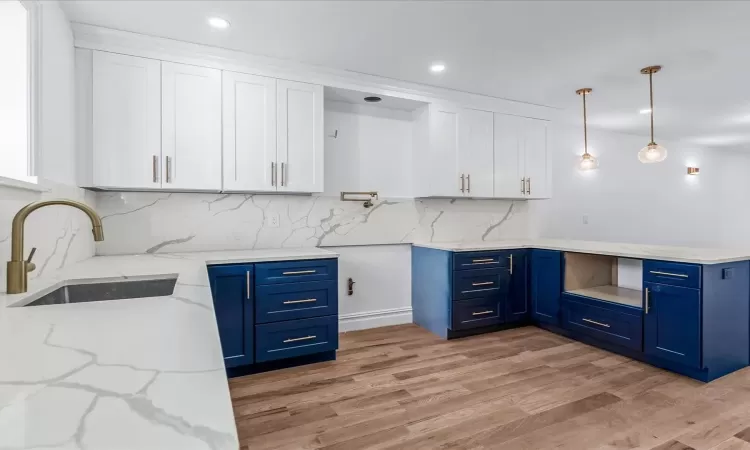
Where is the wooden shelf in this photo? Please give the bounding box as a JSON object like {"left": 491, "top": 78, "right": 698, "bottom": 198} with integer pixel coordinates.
{"left": 566, "top": 285, "right": 642, "bottom": 308}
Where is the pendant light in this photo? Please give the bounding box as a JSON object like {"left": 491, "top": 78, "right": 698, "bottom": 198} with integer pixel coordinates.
{"left": 576, "top": 88, "right": 598, "bottom": 171}
{"left": 638, "top": 65, "right": 667, "bottom": 163}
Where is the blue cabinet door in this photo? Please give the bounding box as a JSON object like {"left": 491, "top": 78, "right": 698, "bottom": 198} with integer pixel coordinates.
{"left": 207, "top": 264, "right": 254, "bottom": 368}
{"left": 530, "top": 249, "right": 562, "bottom": 325}
{"left": 506, "top": 250, "right": 528, "bottom": 323}
{"left": 644, "top": 282, "right": 701, "bottom": 368}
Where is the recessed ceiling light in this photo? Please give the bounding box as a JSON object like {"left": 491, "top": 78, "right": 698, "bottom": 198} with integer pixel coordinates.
{"left": 208, "top": 17, "right": 230, "bottom": 29}
{"left": 430, "top": 63, "right": 446, "bottom": 73}
{"left": 639, "top": 108, "right": 651, "bottom": 115}
{"left": 364, "top": 96, "right": 382, "bottom": 103}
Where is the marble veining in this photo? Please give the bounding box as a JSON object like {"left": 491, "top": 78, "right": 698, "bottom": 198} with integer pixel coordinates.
{"left": 0, "top": 247, "right": 338, "bottom": 449}
{"left": 93, "top": 192, "right": 531, "bottom": 255}
{"left": 414, "top": 239, "right": 750, "bottom": 264}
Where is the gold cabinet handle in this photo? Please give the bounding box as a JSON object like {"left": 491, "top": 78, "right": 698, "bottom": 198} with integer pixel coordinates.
{"left": 582, "top": 318, "right": 610, "bottom": 328}
{"left": 472, "top": 310, "right": 494, "bottom": 316}
{"left": 526, "top": 177, "right": 531, "bottom": 195}
{"left": 472, "top": 281, "right": 494, "bottom": 287}
{"left": 246, "top": 271, "right": 250, "bottom": 300}
{"left": 271, "top": 162, "right": 276, "bottom": 186}
{"left": 467, "top": 174, "right": 471, "bottom": 194}
{"left": 645, "top": 288, "right": 650, "bottom": 314}
{"left": 649, "top": 270, "right": 689, "bottom": 278}
{"left": 152, "top": 155, "right": 159, "bottom": 183}
{"left": 284, "top": 335, "right": 316, "bottom": 343}
{"left": 509, "top": 254, "right": 513, "bottom": 275}
{"left": 460, "top": 174, "right": 465, "bottom": 193}
{"left": 521, "top": 177, "right": 525, "bottom": 194}
{"left": 283, "top": 298, "right": 316, "bottom": 304}
{"left": 282, "top": 270, "right": 317, "bottom": 275}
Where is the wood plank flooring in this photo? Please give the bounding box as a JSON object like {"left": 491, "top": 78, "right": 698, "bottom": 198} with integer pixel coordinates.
{"left": 229, "top": 324, "right": 750, "bottom": 450}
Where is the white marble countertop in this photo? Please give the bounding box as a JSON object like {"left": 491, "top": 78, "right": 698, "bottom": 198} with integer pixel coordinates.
{"left": 0, "top": 247, "right": 338, "bottom": 450}
{"left": 413, "top": 239, "right": 750, "bottom": 264}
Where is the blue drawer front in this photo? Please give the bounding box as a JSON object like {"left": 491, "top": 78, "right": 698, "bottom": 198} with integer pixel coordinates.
{"left": 256, "top": 280, "right": 337, "bottom": 323}
{"left": 644, "top": 260, "right": 701, "bottom": 289}
{"left": 255, "top": 259, "right": 337, "bottom": 285}
{"left": 452, "top": 268, "right": 510, "bottom": 301}
{"left": 451, "top": 297, "right": 504, "bottom": 331}
{"left": 563, "top": 296, "right": 643, "bottom": 351}
{"left": 255, "top": 315, "right": 338, "bottom": 363}
{"left": 453, "top": 251, "right": 510, "bottom": 271}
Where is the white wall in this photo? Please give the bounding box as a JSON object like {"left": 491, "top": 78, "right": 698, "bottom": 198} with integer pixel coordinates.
{"left": 324, "top": 101, "right": 414, "bottom": 198}
{"left": 533, "top": 123, "right": 727, "bottom": 248}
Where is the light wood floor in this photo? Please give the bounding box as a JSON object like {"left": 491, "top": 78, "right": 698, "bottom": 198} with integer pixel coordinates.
{"left": 229, "top": 324, "right": 750, "bottom": 450}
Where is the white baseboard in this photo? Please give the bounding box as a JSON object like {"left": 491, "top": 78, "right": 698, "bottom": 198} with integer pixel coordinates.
{"left": 339, "top": 307, "right": 413, "bottom": 332}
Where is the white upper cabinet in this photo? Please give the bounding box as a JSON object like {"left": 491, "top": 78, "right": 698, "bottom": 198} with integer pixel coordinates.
{"left": 424, "top": 104, "right": 460, "bottom": 196}
{"left": 276, "top": 80, "right": 324, "bottom": 193}
{"left": 91, "top": 51, "right": 161, "bottom": 189}
{"left": 458, "top": 108, "right": 494, "bottom": 197}
{"left": 222, "top": 71, "right": 277, "bottom": 192}
{"left": 493, "top": 113, "right": 551, "bottom": 199}
{"left": 162, "top": 62, "right": 222, "bottom": 191}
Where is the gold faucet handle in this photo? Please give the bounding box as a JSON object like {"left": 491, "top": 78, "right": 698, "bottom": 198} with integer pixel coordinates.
{"left": 26, "top": 247, "right": 37, "bottom": 272}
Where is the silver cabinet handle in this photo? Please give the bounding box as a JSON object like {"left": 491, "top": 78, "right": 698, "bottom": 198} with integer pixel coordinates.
{"left": 582, "top": 318, "right": 610, "bottom": 328}
{"left": 281, "top": 162, "right": 285, "bottom": 187}
{"left": 284, "top": 335, "right": 316, "bottom": 343}
{"left": 645, "top": 288, "right": 650, "bottom": 314}
{"left": 472, "top": 310, "right": 494, "bottom": 316}
{"left": 471, "top": 281, "right": 494, "bottom": 287}
{"left": 649, "top": 270, "right": 689, "bottom": 278}
{"left": 165, "top": 156, "right": 172, "bottom": 183}
{"left": 461, "top": 287, "right": 498, "bottom": 294}
{"left": 282, "top": 270, "right": 316, "bottom": 275}
{"left": 460, "top": 174, "right": 465, "bottom": 193}
{"left": 521, "top": 178, "right": 526, "bottom": 194}
{"left": 472, "top": 258, "right": 495, "bottom": 263}
{"left": 509, "top": 254, "right": 513, "bottom": 275}
{"left": 526, "top": 178, "right": 531, "bottom": 195}
{"left": 271, "top": 162, "right": 276, "bottom": 186}
{"left": 283, "top": 299, "right": 316, "bottom": 304}
{"left": 246, "top": 271, "right": 250, "bottom": 300}
{"left": 152, "top": 155, "right": 159, "bottom": 183}
{"left": 467, "top": 174, "right": 471, "bottom": 194}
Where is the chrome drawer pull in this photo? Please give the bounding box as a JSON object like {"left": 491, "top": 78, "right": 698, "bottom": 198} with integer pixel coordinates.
{"left": 283, "top": 299, "right": 317, "bottom": 304}
{"left": 472, "top": 258, "right": 495, "bottom": 263}
{"left": 284, "top": 335, "right": 316, "bottom": 343}
{"left": 582, "top": 318, "right": 610, "bottom": 328}
{"left": 472, "top": 310, "right": 494, "bottom": 316}
{"left": 472, "top": 281, "right": 494, "bottom": 287}
{"left": 464, "top": 262, "right": 498, "bottom": 266}
{"left": 461, "top": 288, "right": 497, "bottom": 294}
{"left": 649, "top": 270, "right": 689, "bottom": 278}
{"left": 282, "top": 270, "right": 317, "bottom": 275}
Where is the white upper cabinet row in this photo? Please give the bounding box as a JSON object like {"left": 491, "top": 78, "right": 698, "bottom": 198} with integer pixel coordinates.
{"left": 413, "top": 104, "right": 550, "bottom": 199}
{"left": 79, "top": 50, "right": 324, "bottom": 193}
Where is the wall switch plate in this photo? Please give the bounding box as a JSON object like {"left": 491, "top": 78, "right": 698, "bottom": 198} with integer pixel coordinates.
{"left": 266, "top": 212, "right": 280, "bottom": 228}
{"left": 723, "top": 268, "right": 734, "bottom": 280}
{"left": 582, "top": 214, "right": 589, "bottom": 225}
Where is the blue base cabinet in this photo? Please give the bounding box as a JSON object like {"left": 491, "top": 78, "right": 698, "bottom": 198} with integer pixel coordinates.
{"left": 208, "top": 258, "right": 339, "bottom": 376}
{"left": 530, "top": 249, "right": 562, "bottom": 325}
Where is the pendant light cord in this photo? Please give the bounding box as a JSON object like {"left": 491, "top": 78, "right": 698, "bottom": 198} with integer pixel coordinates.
{"left": 582, "top": 91, "right": 589, "bottom": 155}
{"left": 649, "top": 72, "right": 655, "bottom": 144}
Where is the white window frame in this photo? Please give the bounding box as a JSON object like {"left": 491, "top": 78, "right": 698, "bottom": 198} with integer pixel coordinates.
{"left": 0, "top": 0, "right": 42, "bottom": 191}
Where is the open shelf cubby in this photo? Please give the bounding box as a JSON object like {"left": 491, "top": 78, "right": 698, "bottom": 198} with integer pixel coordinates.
{"left": 563, "top": 252, "right": 643, "bottom": 308}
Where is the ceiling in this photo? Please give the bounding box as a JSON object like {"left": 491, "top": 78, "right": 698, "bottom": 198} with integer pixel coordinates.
{"left": 60, "top": 1, "right": 750, "bottom": 149}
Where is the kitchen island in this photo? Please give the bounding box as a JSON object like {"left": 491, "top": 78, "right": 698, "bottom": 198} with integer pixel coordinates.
{"left": 0, "top": 248, "right": 337, "bottom": 450}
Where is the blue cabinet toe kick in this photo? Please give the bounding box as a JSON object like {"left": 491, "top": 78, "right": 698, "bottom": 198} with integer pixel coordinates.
{"left": 208, "top": 258, "right": 339, "bottom": 377}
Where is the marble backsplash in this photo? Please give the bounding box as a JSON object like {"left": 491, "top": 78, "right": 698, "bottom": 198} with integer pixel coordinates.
{"left": 93, "top": 192, "right": 532, "bottom": 255}
{"left": 0, "top": 181, "right": 96, "bottom": 290}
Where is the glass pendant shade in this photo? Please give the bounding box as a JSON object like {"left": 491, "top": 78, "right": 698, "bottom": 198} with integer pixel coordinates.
{"left": 637, "top": 142, "right": 668, "bottom": 163}
{"left": 579, "top": 153, "right": 599, "bottom": 171}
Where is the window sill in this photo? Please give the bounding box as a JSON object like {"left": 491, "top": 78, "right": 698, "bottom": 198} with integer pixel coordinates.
{"left": 0, "top": 175, "right": 47, "bottom": 193}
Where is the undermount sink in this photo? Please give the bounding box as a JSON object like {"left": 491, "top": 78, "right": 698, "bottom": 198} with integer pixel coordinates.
{"left": 23, "top": 276, "right": 178, "bottom": 307}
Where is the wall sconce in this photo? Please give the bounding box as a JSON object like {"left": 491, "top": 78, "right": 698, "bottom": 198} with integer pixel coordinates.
{"left": 687, "top": 167, "right": 700, "bottom": 175}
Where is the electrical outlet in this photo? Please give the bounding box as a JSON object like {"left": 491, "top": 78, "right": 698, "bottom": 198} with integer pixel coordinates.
{"left": 266, "top": 212, "right": 280, "bottom": 228}
{"left": 582, "top": 214, "right": 589, "bottom": 225}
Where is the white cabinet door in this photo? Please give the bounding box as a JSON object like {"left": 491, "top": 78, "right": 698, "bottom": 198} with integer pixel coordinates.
{"left": 524, "top": 118, "right": 550, "bottom": 199}
{"left": 277, "top": 80, "right": 324, "bottom": 193}
{"left": 162, "top": 62, "right": 222, "bottom": 191}
{"left": 493, "top": 113, "right": 525, "bottom": 198}
{"left": 92, "top": 51, "right": 161, "bottom": 189}
{"left": 222, "top": 72, "right": 277, "bottom": 192}
{"left": 459, "top": 108, "right": 494, "bottom": 197}
{"left": 428, "top": 104, "right": 461, "bottom": 196}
